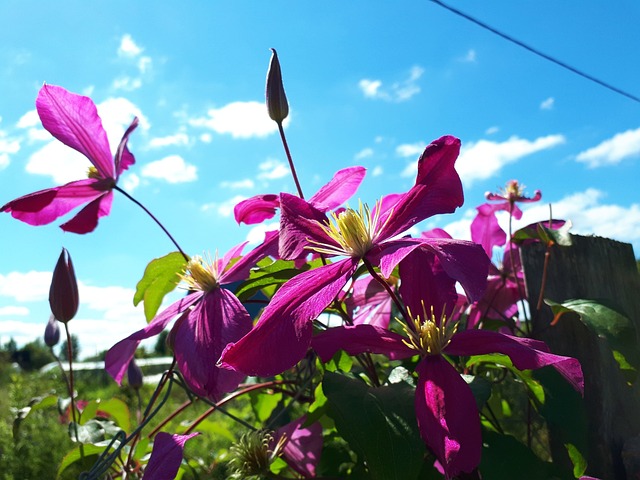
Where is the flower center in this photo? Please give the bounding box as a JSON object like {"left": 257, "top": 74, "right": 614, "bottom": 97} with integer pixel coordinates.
{"left": 180, "top": 254, "right": 220, "bottom": 292}
{"left": 504, "top": 180, "right": 524, "bottom": 202}
{"left": 87, "top": 166, "right": 102, "bottom": 180}
{"left": 309, "top": 202, "right": 381, "bottom": 258}
{"left": 401, "top": 302, "right": 458, "bottom": 356}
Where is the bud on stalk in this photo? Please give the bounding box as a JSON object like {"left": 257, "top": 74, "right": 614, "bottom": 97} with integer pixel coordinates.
{"left": 44, "top": 314, "right": 60, "bottom": 347}
{"left": 266, "top": 48, "right": 289, "bottom": 123}
{"left": 49, "top": 248, "right": 79, "bottom": 323}
{"left": 127, "top": 359, "right": 144, "bottom": 389}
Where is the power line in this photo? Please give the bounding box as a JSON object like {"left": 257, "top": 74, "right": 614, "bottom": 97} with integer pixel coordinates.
{"left": 430, "top": 0, "right": 640, "bottom": 104}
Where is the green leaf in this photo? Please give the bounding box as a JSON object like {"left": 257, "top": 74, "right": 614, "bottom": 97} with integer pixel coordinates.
{"left": 250, "top": 390, "right": 283, "bottom": 423}
{"left": 235, "top": 258, "right": 323, "bottom": 300}
{"left": 80, "top": 398, "right": 131, "bottom": 433}
{"left": 565, "top": 443, "right": 587, "bottom": 478}
{"left": 325, "top": 350, "right": 353, "bottom": 373}
{"left": 134, "top": 252, "right": 187, "bottom": 322}
{"left": 57, "top": 444, "right": 105, "bottom": 479}
{"left": 480, "top": 430, "right": 564, "bottom": 479}
{"left": 323, "top": 372, "right": 425, "bottom": 480}
{"left": 546, "top": 298, "right": 639, "bottom": 368}
{"left": 512, "top": 221, "right": 572, "bottom": 246}
{"left": 462, "top": 374, "right": 492, "bottom": 409}
{"left": 69, "top": 419, "right": 121, "bottom": 444}
{"left": 12, "top": 394, "right": 58, "bottom": 437}
{"left": 192, "top": 419, "right": 235, "bottom": 442}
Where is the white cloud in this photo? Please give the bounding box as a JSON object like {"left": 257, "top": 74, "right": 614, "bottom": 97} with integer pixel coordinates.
{"left": 112, "top": 76, "right": 142, "bottom": 91}
{"left": 540, "top": 97, "right": 555, "bottom": 110}
{"left": 396, "top": 142, "right": 426, "bottom": 158}
{"left": 355, "top": 148, "right": 374, "bottom": 160}
{"left": 220, "top": 179, "right": 255, "bottom": 189}
{"left": 258, "top": 158, "right": 289, "bottom": 180}
{"left": 461, "top": 49, "right": 477, "bottom": 63}
{"left": 141, "top": 155, "right": 197, "bottom": 183}
{"left": 118, "top": 34, "right": 143, "bottom": 58}
{"left": 120, "top": 172, "right": 140, "bottom": 192}
{"left": 199, "top": 133, "right": 212, "bottom": 143}
{"left": 201, "top": 195, "right": 246, "bottom": 217}
{"left": 372, "top": 166, "right": 383, "bottom": 177}
{"left": 359, "top": 66, "right": 424, "bottom": 102}
{"left": 246, "top": 222, "right": 279, "bottom": 245}
{"left": 148, "top": 133, "right": 189, "bottom": 148}
{"left": 0, "top": 130, "right": 20, "bottom": 170}
{"left": 456, "top": 134, "right": 566, "bottom": 186}
{"left": 0, "top": 306, "right": 29, "bottom": 316}
{"left": 486, "top": 126, "right": 500, "bottom": 135}
{"left": 190, "top": 101, "right": 290, "bottom": 139}
{"left": 138, "top": 56, "right": 152, "bottom": 74}
{"left": 576, "top": 127, "right": 640, "bottom": 168}
{"left": 16, "top": 109, "right": 39, "bottom": 128}
{"left": 0, "top": 270, "right": 158, "bottom": 356}
{"left": 24, "top": 97, "right": 149, "bottom": 183}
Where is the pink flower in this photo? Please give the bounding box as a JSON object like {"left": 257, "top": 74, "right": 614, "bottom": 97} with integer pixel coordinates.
{"left": 142, "top": 432, "right": 199, "bottom": 480}
{"left": 1, "top": 84, "right": 138, "bottom": 233}
{"left": 312, "top": 249, "right": 584, "bottom": 479}
{"left": 483, "top": 179, "right": 542, "bottom": 221}
{"left": 105, "top": 233, "right": 277, "bottom": 401}
{"left": 219, "top": 135, "right": 490, "bottom": 377}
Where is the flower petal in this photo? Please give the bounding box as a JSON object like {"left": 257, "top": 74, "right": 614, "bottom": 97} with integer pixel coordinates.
{"left": 221, "top": 230, "right": 279, "bottom": 284}
{"left": 274, "top": 416, "right": 323, "bottom": 478}
{"left": 60, "top": 190, "right": 113, "bottom": 234}
{"left": 142, "top": 432, "right": 199, "bottom": 480}
{"left": 378, "top": 135, "right": 463, "bottom": 239}
{"left": 279, "top": 193, "right": 337, "bottom": 259}
{"left": 173, "top": 289, "right": 251, "bottom": 400}
{"left": 374, "top": 237, "right": 490, "bottom": 302}
{"left": 219, "top": 258, "right": 359, "bottom": 377}
{"left": 37, "top": 84, "right": 114, "bottom": 179}
{"left": 114, "top": 117, "right": 139, "bottom": 176}
{"left": 348, "top": 276, "right": 393, "bottom": 328}
{"left": 312, "top": 324, "right": 414, "bottom": 362}
{"left": 446, "top": 329, "right": 584, "bottom": 394}
{"left": 470, "top": 204, "right": 507, "bottom": 256}
{"left": 415, "top": 356, "right": 481, "bottom": 478}
{"left": 234, "top": 194, "right": 281, "bottom": 225}
{"left": 1, "top": 179, "right": 105, "bottom": 227}
{"left": 308, "top": 166, "right": 366, "bottom": 211}
{"left": 105, "top": 292, "right": 202, "bottom": 384}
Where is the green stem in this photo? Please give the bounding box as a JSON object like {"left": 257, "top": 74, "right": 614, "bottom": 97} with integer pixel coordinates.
{"left": 63, "top": 322, "right": 83, "bottom": 458}
{"left": 277, "top": 122, "right": 304, "bottom": 199}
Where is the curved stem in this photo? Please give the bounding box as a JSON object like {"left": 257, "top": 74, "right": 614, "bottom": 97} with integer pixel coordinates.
{"left": 277, "top": 122, "right": 304, "bottom": 199}
{"left": 63, "top": 323, "right": 83, "bottom": 458}
{"left": 114, "top": 186, "right": 189, "bottom": 261}
{"left": 507, "top": 202, "right": 530, "bottom": 334}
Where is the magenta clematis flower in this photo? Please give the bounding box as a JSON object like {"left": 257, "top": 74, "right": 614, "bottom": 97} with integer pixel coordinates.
{"left": 105, "top": 232, "right": 277, "bottom": 401}
{"left": 312, "top": 249, "right": 584, "bottom": 479}
{"left": 344, "top": 275, "right": 393, "bottom": 329}
{"left": 142, "top": 432, "right": 199, "bottom": 480}
{"left": 220, "top": 135, "right": 491, "bottom": 377}
{"left": 272, "top": 416, "right": 323, "bottom": 477}
{"left": 234, "top": 166, "right": 366, "bottom": 226}
{"left": 1, "top": 84, "right": 138, "bottom": 234}
{"left": 483, "top": 179, "right": 542, "bottom": 222}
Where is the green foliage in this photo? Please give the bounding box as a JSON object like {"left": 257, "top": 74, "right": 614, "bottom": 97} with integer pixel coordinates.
{"left": 59, "top": 334, "right": 81, "bottom": 362}
{"left": 323, "top": 372, "right": 427, "bottom": 480}
{"left": 134, "top": 251, "right": 187, "bottom": 322}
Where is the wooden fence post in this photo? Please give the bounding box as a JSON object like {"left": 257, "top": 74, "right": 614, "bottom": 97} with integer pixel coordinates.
{"left": 521, "top": 235, "right": 640, "bottom": 479}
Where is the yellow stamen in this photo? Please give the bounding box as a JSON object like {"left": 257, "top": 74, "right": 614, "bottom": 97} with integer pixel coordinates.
{"left": 87, "top": 166, "right": 102, "bottom": 180}
{"left": 400, "top": 302, "right": 458, "bottom": 356}
{"left": 308, "top": 201, "right": 390, "bottom": 258}
{"left": 180, "top": 253, "right": 220, "bottom": 292}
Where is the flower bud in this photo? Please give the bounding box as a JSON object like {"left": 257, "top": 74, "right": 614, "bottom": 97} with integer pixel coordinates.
{"left": 127, "top": 359, "right": 144, "bottom": 389}
{"left": 49, "top": 248, "right": 79, "bottom": 323}
{"left": 44, "top": 314, "right": 60, "bottom": 347}
{"left": 265, "top": 48, "right": 289, "bottom": 123}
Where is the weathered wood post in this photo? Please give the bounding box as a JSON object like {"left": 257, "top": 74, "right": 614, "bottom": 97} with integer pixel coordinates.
{"left": 521, "top": 235, "right": 640, "bottom": 479}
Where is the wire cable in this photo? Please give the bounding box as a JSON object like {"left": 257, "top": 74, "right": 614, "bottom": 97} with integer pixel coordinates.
{"left": 430, "top": 0, "right": 640, "bottom": 104}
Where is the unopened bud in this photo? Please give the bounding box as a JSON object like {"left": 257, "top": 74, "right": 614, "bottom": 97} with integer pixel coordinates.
{"left": 127, "top": 359, "right": 143, "bottom": 389}
{"left": 49, "top": 248, "right": 79, "bottom": 323}
{"left": 265, "top": 48, "right": 289, "bottom": 123}
{"left": 44, "top": 314, "right": 60, "bottom": 347}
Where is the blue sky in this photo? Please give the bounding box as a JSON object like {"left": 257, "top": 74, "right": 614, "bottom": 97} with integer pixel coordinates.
{"left": 1, "top": 1, "right": 639, "bottom": 357}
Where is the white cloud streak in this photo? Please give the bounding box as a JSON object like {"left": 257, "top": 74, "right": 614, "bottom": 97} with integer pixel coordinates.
{"left": 141, "top": 155, "right": 197, "bottom": 183}
{"left": 190, "top": 102, "right": 290, "bottom": 139}
{"left": 359, "top": 66, "right": 424, "bottom": 102}
{"left": 576, "top": 127, "right": 640, "bottom": 168}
